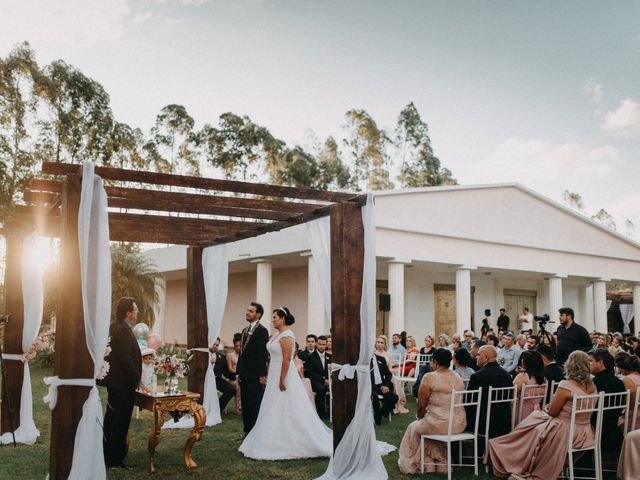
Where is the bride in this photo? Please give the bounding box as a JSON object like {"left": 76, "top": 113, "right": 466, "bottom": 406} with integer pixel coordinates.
{"left": 239, "top": 307, "right": 333, "bottom": 459}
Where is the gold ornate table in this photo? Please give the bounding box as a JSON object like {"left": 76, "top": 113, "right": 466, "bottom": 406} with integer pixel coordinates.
{"left": 135, "top": 390, "right": 206, "bottom": 474}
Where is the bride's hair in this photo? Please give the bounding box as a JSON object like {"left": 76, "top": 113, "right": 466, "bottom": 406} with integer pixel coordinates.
{"left": 273, "top": 306, "right": 295, "bottom": 326}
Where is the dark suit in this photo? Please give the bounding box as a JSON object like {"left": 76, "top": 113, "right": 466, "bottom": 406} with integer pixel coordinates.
{"left": 303, "top": 350, "right": 330, "bottom": 419}
{"left": 212, "top": 352, "right": 236, "bottom": 412}
{"left": 371, "top": 354, "right": 398, "bottom": 425}
{"left": 593, "top": 369, "right": 625, "bottom": 457}
{"left": 237, "top": 322, "right": 269, "bottom": 435}
{"left": 543, "top": 362, "right": 565, "bottom": 402}
{"left": 101, "top": 320, "right": 142, "bottom": 467}
{"left": 466, "top": 361, "right": 513, "bottom": 448}
{"left": 496, "top": 314, "right": 510, "bottom": 333}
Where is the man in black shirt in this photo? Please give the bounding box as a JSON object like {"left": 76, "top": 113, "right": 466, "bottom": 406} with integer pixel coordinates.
{"left": 496, "top": 308, "right": 510, "bottom": 334}
{"left": 537, "top": 344, "right": 564, "bottom": 402}
{"left": 555, "top": 307, "right": 591, "bottom": 366}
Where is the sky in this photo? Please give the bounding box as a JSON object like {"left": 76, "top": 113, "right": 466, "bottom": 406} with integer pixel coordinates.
{"left": 1, "top": 0, "right": 639, "bottom": 234}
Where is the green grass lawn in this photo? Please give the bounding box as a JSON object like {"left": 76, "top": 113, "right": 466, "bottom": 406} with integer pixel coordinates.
{"left": 0, "top": 366, "right": 494, "bottom": 479}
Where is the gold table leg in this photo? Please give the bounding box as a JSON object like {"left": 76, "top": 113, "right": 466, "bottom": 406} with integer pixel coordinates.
{"left": 148, "top": 406, "right": 162, "bottom": 474}
{"left": 183, "top": 403, "right": 205, "bottom": 469}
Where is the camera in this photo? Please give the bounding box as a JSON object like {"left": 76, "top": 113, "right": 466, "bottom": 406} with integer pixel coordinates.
{"left": 534, "top": 314, "right": 553, "bottom": 325}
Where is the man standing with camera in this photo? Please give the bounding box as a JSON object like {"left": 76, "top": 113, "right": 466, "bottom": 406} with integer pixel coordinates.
{"left": 555, "top": 307, "right": 592, "bottom": 366}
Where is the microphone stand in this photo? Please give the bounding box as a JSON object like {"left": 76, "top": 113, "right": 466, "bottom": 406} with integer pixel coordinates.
{"left": 0, "top": 319, "right": 17, "bottom": 447}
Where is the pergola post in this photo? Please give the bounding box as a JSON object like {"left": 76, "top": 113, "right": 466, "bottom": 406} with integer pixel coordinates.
{"left": 187, "top": 246, "right": 208, "bottom": 402}
{"left": 49, "top": 175, "right": 94, "bottom": 479}
{"left": 330, "top": 202, "right": 363, "bottom": 450}
{"left": 1, "top": 234, "right": 25, "bottom": 434}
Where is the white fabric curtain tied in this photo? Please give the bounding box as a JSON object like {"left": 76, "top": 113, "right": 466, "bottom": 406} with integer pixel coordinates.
{"left": 2, "top": 354, "right": 24, "bottom": 362}
{"left": 188, "top": 348, "right": 210, "bottom": 354}
{"left": 43, "top": 376, "right": 97, "bottom": 410}
{"left": 332, "top": 363, "right": 369, "bottom": 381}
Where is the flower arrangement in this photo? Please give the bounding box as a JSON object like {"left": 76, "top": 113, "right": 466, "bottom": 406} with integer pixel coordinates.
{"left": 23, "top": 331, "right": 55, "bottom": 363}
{"left": 97, "top": 344, "right": 112, "bottom": 380}
{"left": 155, "top": 353, "right": 188, "bottom": 378}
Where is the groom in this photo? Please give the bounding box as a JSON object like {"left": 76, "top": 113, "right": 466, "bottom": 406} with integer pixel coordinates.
{"left": 237, "top": 302, "right": 269, "bottom": 435}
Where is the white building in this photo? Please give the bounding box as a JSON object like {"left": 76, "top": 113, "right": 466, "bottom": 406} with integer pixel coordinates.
{"left": 144, "top": 183, "right": 640, "bottom": 346}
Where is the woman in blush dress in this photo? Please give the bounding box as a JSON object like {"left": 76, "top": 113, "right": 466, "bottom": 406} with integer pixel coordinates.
{"left": 485, "top": 350, "right": 597, "bottom": 480}
{"left": 293, "top": 343, "right": 315, "bottom": 407}
{"left": 226, "top": 335, "right": 242, "bottom": 415}
{"left": 615, "top": 352, "right": 640, "bottom": 432}
{"left": 398, "top": 348, "right": 466, "bottom": 474}
{"left": 513, "top": 350, "right": 547, "bottom": 425}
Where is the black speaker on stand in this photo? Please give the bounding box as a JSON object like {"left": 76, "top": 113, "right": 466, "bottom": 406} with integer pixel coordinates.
{"left": 379, "top": 293, "right": 390, "bottom": 335}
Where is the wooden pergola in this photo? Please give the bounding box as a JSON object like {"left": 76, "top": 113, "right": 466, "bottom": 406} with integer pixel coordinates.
{"left": 0, "top": 162, "right": 367, "bottom": 479}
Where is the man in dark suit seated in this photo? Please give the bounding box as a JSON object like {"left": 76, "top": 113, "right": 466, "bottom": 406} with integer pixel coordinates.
{"left": 537, "top": 344, "right": 564, "bottom": 402}
{"left": 371, "top": 353, "right": 398, "bottom": 425}
{"left": 208, "top": 337, "right": 236, "bottom": 412}
{"left": 303, "top": 336, "right": 330, "bottom": 419}
{"left": 466, "top": 345, "right": 514, "bottom": 453}
{"left": 589, "top": 348, "right": 625, "bottom": 465}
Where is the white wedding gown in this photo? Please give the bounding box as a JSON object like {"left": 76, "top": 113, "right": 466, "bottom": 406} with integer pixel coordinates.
{"left": 239, "top": 329, "right": 396, "bottom": 460}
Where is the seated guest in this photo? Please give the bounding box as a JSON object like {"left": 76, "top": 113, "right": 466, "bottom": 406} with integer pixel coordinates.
{"left": 293, "top": 344, "right": 314, "bottom": 406}
{"left": 209, "top": 337, "right": 236, "bottom": 412}
{"left": 298, "top": 334, "right": 317, "bottom": 363}
{"left": 463, "top": 330, "right": 475, "bottom": 350}
{"left": 486, "top": 351, "right": 597, "bottom": 479}
{"left": 398, "top": 349, "right": 466, "bottom": 474}
{"left": 614, "top": 352, "right": 640, "bottom": 432}
{"left": 453, "top": 348, "right": 475, "bottom": 382}
{"left": 437, "top": 334, "right": 450, "bottom": 349}
{"left": 371, "top": 351, "right": 398, "bottom": 425}
{"left": 466, "top": 346, "right": 513, "bottom": 445}
{"left": 389, "top": 333, "right": 407, "bottom": 366}
{"left": 497, "top": 332, "right": 521, "bottom": 375}
{"left": 325, "top": 334, "right": 332, "bottom": 354}
{"left": 401, "top": 336, "right": 419, "bottom": 376}
{"left": 513, "top": 350, "right": 547, "bottom": 425}
{"left": 609, "top": 335, "right": 624, "bottom": 358}
{"left": 526, "top": 335, "right": 539, "bottom": 351}
{"left": 485, "top": 333, "right": 499, "bottom": 348}
{"left": 420, "top": 335, "right": 436, "bottom": 357}
{"left": 226, "top": 334, "right": 242, "bottom": 415}
{"left": 537, "top": 344, "right": 564, "bottom": 403}
{"left": 626, "top": 336, "right": 639, "bottom": 355}
{"left": 449, "top": 333, "right": 463, "bottom": 353}
{"left": 515, "top": 334, "right": 527, "bottom": 352}
{"left": 303, "top": 335, "right": 330, "bottom": 420}
{"left": 468, "top": 339, "right": 486, "bottom": 371}
{"left": 589, "top": 348, "right": 625, "bottom": 464}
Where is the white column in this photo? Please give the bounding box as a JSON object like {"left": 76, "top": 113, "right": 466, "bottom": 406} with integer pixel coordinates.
{"left": 456, "top": 266, "right": 474, "bottom": 334}
{"left": 579, "top": 284, "right": 595, "bottom": 332}
{"left": 593, "top": 279, "right": 609, "bottom": 333}
{"left": 253, "top": 259, "right": 272, "bottom": 331}
{"left": 304, "top": 253, "right": 326, "bottom": 335}
{"left": 633, "top": 284, "right": 640, "bottom": 335}
{"left": 152, "top": 275, "right": 167, "bottom": 343}
{"left": 388, "top": 261, "right": 406, "bottom": 335}
{"left": 547, "top": 275, "right": 565, "bottom": 332}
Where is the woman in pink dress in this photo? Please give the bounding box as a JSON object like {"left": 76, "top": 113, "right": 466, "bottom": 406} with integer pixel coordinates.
{"left": 398, "top": 349, "right": 466, "bottom": 474}
{"left": 513, "top": 350, "right": 547, "bottom": 425}
{"left": 615, "top": 352, "right": 640, "bottom": 432}
{"left": 226, "top": 336, "right": 242, "bottom": 415}
{"left": 486, "top": 350, "right": 597, "bottom": 480}
{"left": 293, "top": 344, "right": 315, "bottom": 406}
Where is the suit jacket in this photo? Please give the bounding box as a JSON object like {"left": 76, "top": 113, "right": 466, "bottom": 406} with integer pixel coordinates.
{"left": 304, "top": 350, "right": 330, "bottom": 384}
{"left": 237, "top": 322, "right": 269, "bottom": 381}
{"left": 212, "top": 352, "right": 233, "bottom": 381}
{"left": 466, "top": 361, "right": 513, "bottom": 437}
{"left": 543, "top": 362, "right": 565, "bottom": 384}
{"left": 593, "top": 369, "right": 625, "bottom": 452}
{"left": 371, "top": 354, "right": 394, "bottom": 392}
{"left": 100, "top": 320, "right": 142, "bottom": 391}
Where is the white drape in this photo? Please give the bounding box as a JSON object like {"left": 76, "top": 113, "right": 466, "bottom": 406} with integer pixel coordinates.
{"left": 620, "top": 304, "right": 634, "bottom": 334}
{"left": 0, "top": 232, "right": 43, "bottom": 445}
{"left": 162, "top": 244, "right": 228, "bottom": 430}
{"left": 307, "top": 217, "right": 332, "bottom": 320}
{"left": 316, "top": 195, "right": 389, "bottom": 480}
{"left": 55, "top": 162, "right": 111, "bottom": 479}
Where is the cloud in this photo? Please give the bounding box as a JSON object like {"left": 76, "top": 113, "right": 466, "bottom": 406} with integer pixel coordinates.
{"left": 602, "top": 98, "right": 640, "bottom": 137}
{"left": 0, "top": 0, "right": 131, "bottom": 50}
{"left": 583, "top": 78, "right": 603, "bottom": 104}
{"left": 467, "top": 138, "right": 618, "bottom": 185}
{"left": 143, "top": 0, "right": 211, "bottom": 5}
{"left": 133, "top": 11, "right": 154, "bottom": 25}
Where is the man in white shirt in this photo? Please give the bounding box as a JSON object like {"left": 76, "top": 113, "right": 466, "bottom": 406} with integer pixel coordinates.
{"left": 388, "top": 333, "right": 407, "bottom": 368}
{"left": 518, "top": 307, "right": 534, "bottom": 333}
{"left": 497, "top": 333, "right": 521, "bottom": 374}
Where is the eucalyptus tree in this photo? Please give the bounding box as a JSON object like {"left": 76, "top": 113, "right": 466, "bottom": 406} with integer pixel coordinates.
{"left": 395, "top": 102, "right": 456, "bottom": 187}
{"left": 317, "top": 136, "right": 352, "bottom": 190}
{"left": 268, "top": 146, "right": 320, "bottom": 187}
{"left": 0, "top": 42, "right": 51, "bottom": 219}
{"left": 103, "top": 122, "right": 147, "bottom": 170}
{"left": 42, "top": 60, "right": 114, "bottom": 164}
{"left": 151, "top": 104, "right": 199, "bottom": 176}
{"left": 343, "top": 109, "right": 393, "bottom": 191}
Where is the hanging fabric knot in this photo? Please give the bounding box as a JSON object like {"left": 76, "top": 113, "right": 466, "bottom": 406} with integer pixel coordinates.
{"left": 331, "top": 363, "right": 368, "bottom": 381}
{"left": 187, "top": 347, "right": 210, "bottom": 354}
{"left": 43, "top": 376, "right": 96, "bottom": 410}
{"left": 2, "top": 353, "right": 25, "bottom": 363}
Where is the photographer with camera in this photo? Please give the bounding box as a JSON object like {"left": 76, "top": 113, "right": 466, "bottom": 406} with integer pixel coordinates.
{"left": 555, "top": 307, "right": 592, "bottom": 366}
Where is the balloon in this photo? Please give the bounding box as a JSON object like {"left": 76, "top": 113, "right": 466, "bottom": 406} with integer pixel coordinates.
{"left": 133, "top": 322, "right": 149, "bottom": 339}
{"left": 146, "top": 333, "right": 162, "bottom": 349}
{"left": 137, "top": 338, "right": 148, "bottom": 348}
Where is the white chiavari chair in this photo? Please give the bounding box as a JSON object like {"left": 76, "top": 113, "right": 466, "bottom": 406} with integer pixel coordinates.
{"left": 420, "top": 387, "right": 483, "bottom": 480}
{"left": 562, "top": 392, "right": 603, "bottom": 480}
{"left": 597, "top": 390, "right": 629, "bottom": 477}
{"left": 514, "top": 382, "right": 548, "bottom": 427}
{"left": 483, "top": 385, "right": 516, "bottom": 473}
{"left": 631, "top": 385, "right": 640, "bottom": 432}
